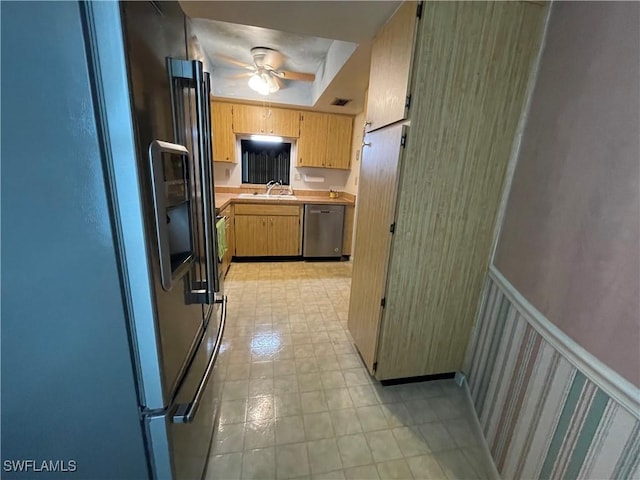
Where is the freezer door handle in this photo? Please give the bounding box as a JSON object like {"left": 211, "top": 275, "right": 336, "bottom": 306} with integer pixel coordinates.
{"left": 187, "top": 66, "right": 218, "bottom": 304}
{"left": 168, "top": 59, "right": 218, "bottom": 304}
{"left": 172, "top": 295, "right": 227, "bottom": 424}
{"left": 196, "top": 69, "right": 218, "bottom": 298}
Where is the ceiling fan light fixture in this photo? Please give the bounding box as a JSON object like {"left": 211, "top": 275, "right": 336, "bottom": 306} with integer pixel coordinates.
{"left": 248, "top": 71, "right": 279, "bottom": 96}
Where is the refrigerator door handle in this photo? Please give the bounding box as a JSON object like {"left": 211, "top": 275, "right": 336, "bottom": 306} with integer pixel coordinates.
{"left": 200, "top": 71, "right": 219, "bottom": 296}
{"left": 172, "top": 295, "right": 227, "bottom": 424}
{"left": 186, "top": 64, "right": 218, "bottom": 304}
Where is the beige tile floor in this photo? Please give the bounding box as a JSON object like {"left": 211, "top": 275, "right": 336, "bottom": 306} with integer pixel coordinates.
{"left": 206, "top": 261, "right": 495, "bottom": 480}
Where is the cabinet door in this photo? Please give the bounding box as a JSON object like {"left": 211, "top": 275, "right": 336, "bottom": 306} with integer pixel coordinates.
{"left": 348, "top": 124, "right": 407, "bottom": 374}
{"left": 325, "top": 114, "right": 353, "bottom": 169}
{"left": 268, "top": 215, "right": 301, "bottom": 255}
{"left": 376, "top": 1, "right": 546, "bottom": 380}
{"left": 342, "top": 205, "right": 355, "bottom": 256}
{"left": 232, "top": 104, "right": 265, "bottom": 134}
{"left": 234, "top": 215, "right": 268, "bottom": 256}
{"left": 366, "top": 1, "right": 419, "bottom": 132}
{"left": 224, "top": 207, "right": 235, "bottom": 270}
{"left": 221, "top": 206, "right": 234, "bottom": 267}
{"left": 227, "top": 215, "right": 235, "bottom": 258}
{"left": 267, "top": 108, "right": 300, "bottom": 137}
{"left": 211, "top": 101, "right": 236, "bottom": 163}
{"left": 297, "top": 111, "right": 328, "bottom": 167}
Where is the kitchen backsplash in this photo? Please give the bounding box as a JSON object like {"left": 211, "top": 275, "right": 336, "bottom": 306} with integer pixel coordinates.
{"left": 213, "top": 161, "right": 351, "bottom": 192}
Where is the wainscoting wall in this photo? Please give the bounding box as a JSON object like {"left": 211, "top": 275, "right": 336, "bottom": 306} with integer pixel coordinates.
{"left": 464, "top": 269, "right": 640, "bottom": 480}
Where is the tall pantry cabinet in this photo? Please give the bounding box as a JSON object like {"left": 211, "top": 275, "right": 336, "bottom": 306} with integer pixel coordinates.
{"left": 348, "top": 1, "right": 547, "bottom": 380}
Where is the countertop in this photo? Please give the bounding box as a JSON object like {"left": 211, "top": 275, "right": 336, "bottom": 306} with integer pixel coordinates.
{"left": 215, "top": 192, "right": 355, "bottom": 213}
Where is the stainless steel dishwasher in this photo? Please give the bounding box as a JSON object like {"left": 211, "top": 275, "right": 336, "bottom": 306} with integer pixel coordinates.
{"left": 302, "top": 204, "right": 345, "bottom": 258}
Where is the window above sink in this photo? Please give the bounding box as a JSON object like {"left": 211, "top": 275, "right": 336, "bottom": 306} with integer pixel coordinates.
{"left": 240, "top": 138, "right": 292, "bottom": 185}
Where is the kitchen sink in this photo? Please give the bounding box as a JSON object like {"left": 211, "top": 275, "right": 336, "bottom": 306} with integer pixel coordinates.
{"left": 237, "top": 193, "right": 297, "bottom": 200}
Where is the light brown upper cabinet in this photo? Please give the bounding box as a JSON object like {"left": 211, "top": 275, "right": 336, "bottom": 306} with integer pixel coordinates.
{"left": 211, "top": 101, "right": 236, "bottom": 163}
{"left": 232, "top": 104, "right": 264, "bottom": 135}
{"left": 325, "top": 114, "right": 353, "bottom": 169}
{"left": 297, "top": 112, "right": 329, "bottom": 168}
{"left": 266, "top": 108, "right": 300, "bottom": 137}
{"left": 232, "top": 104, "right": 300, "bottom": 138}
{"left": 348, "top": 1, "right": 547, "bottom": 380}
{"left": 297, "top": 112, "right": 353, "bottom": 170}
{"left": 365, "top": 1, "right": 419, "bottom": 132}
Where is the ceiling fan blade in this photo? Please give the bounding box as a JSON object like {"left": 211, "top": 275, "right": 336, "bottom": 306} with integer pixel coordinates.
{"left": 263, "top": 49, "right": 284, "bottom": 71}
{"left": 277, "top": 70, "right": 316, "bottom": 82}
{"left": 272, "top": 75, "right": 284, "bottom": 90}
{"left": 228, "top": 72, "right": 254, "bottom": 79}
{"left": 215, "top": 53, "right": 254, "bottom": 70}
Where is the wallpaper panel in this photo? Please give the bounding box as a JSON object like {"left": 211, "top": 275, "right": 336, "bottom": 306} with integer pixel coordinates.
{"left": 466, "top": 276, "right": 640, "bottom": 480}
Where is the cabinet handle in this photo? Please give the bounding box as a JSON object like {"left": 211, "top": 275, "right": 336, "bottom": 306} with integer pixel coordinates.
{"left": 362, "top": 122, "right": 371, "bottom": 147}
{"left": 362, "top": 121, "right": 372, "bottom": 148}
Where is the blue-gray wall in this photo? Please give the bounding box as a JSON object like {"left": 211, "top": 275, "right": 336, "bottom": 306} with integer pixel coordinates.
{"left": 1, "top": 2, "right": 148, "bottom": 478}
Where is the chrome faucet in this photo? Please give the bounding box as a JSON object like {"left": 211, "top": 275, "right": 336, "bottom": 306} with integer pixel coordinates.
{"left": 266, "top": 180, "right": 282, "bottom": 195}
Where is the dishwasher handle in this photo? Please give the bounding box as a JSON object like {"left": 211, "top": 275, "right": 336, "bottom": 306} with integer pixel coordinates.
{"left": 307, "top": 207, "right": 341, "bottom": 214}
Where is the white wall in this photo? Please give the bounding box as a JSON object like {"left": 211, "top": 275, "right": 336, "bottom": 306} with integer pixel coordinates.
{"left": 344, "top": 110, "right": 366, "bottom": 195}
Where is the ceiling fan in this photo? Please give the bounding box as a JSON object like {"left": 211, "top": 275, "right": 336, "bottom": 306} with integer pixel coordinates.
{"left": 217, "top": 47, "right": 316, "bottom": 95}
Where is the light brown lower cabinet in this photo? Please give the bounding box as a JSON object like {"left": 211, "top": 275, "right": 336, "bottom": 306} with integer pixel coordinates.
{"left": 234, "top": 216, "right": 269, "bottom": 256}
{"left": 220, "top": 204, "right": 234, "bottom": 276}
{"left": 342, "top": 205, "right": 355, "bottom": 256}
{"left": 234, "top": 204, "right": 302, "bottom": 256}
{"left": 348, "top": 1, "right": 547, "bottom": 381}
{"left": 268, "top": 216, "right": 301, "bottom": 256}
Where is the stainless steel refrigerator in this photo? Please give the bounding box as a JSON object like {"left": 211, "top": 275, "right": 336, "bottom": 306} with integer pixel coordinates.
{"left": 2, "top": 1, "right": 226, "bottom": 479}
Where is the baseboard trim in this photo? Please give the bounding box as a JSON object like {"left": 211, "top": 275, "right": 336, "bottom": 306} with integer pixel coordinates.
{"left": 380, "top": 372, "right": 455, "bottom": 386}
{"left": 489, "top": 265, "right": 640, "bottom": 420}
{"left": 460, "top": 377, "right": 501, "bottom": 480}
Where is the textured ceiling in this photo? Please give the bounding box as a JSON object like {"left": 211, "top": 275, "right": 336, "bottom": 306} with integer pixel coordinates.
{"left": 192, "top": 19, "right": 334, "bottom": 75}
{"left": 180, "top": 1, "right": 401, "bottom": 42}
{"left": 181, "top": 1, "right": 401, "bottom": 113}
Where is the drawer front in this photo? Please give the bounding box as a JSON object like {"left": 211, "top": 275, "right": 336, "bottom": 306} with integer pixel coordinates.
{"left": 234, "top": 204, "right": 300, "bottom": 216}
{"left": 220, "top": 205, "right": 232, "bottom": 218}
